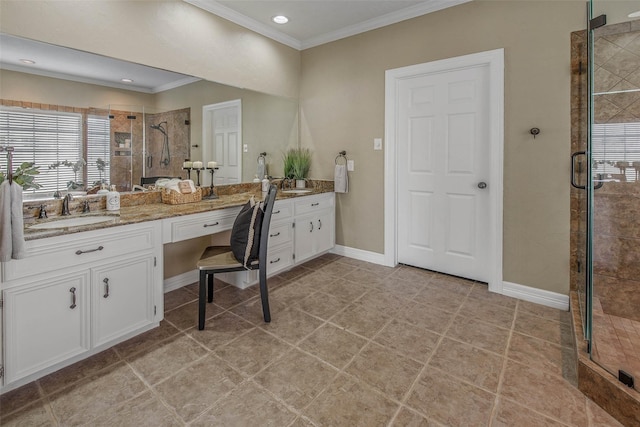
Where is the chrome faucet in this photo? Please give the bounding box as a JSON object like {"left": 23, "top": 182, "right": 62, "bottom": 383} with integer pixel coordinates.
{"left": 82, "top": 200, "right": 90, "bottom": 213}
{"left": 281, "top": 178, "right": 293, "bottom": 190}
{"left": 61, "top": 193, "right": 73, "bottom": 216}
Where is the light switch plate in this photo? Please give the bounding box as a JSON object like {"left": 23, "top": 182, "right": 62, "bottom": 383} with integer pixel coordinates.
{"left": 243, "top": 144, "right": 248, "bottom": 153}
{"left": 374, "top": 138, "right": 383, "bottom": 150}
{"left": 347, "top": 160, "right": 355, "bottom": 171}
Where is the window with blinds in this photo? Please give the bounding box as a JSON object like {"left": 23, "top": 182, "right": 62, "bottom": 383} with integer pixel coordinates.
{"left": 592, "top": 122, "right": 640, "bottom": 182}
{"left": 0, "top": 107, "right": 110, "bottom": 196}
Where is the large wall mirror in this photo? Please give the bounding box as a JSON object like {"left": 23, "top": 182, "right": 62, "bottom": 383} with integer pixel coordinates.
{"left": 0, "top": 34, "right": 299, "bottom": 198}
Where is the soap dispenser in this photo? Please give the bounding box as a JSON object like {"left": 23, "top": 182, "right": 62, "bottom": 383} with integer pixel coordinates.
{"left": 253, "top": 175, "right": 261, "bottom": 183}
{"left": 106, "top": 185, "right": 120, "bottom": 211}
{"left": 261, "top": 175, "right": 270, "bottom": 192}
{"left": 97, "top": 183, "right": 109, "bottom": 195}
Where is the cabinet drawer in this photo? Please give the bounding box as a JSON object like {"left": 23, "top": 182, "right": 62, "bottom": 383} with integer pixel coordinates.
{"left": 294, "top": 193, "right": 335, "bottom": 216}
{"left": 266, "top": 244, "right": 293, "bottom": 276}
{"left": 165, "top": 209, "right": 239, "bottom": 243}
{"left": 2, "top": 222, "right": 159, "bottom": 283}
{"left": 271, "top": 199, "right": 293, "bottom": 222}
{"left": 267, "top": 221, "right": 293, "bottom": 248}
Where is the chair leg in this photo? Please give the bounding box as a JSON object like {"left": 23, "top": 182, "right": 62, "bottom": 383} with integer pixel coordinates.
{"left": 258, "top": 265, "right": 271, "bottom": 323}
{"left": 198, "top": 270, "right": 207, "bottom": 330}
{"left": 207, "top": 273, "right": 214, "bottom": 303}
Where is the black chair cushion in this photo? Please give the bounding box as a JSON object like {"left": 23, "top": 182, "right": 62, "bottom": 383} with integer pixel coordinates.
{"left": 230, "top": 197, "right": 264, "bottom": 267}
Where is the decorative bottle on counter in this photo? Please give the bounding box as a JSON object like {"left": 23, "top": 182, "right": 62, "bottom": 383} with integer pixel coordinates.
{"left": 106, "top": 185, "right": 120, "bottom": 211}
{"left": 261, "top": 175, "right": 270, "bottom": 192}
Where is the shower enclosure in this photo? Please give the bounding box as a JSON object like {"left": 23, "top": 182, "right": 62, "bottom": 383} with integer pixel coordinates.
{"left": 572, "top": 1, "right": 640, "bottom": 420}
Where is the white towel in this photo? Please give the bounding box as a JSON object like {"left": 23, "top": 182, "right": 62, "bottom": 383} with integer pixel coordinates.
{"left": 0, "top": 180, "right": 26, "bottom": 262}
{"left": 334, "top": 164, "right": 348, "bottom": 193}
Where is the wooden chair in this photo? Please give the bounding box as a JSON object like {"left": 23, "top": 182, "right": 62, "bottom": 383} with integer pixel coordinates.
{"left": 196, "top": 184, "right": 277, "bottom": 330}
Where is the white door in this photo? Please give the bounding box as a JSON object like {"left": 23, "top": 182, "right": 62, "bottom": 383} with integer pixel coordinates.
{"left": 397, "top": 64, "right": 491, "bottom": 282}
{"left": 203, "top": 100, "right": 242, "bottom": 185}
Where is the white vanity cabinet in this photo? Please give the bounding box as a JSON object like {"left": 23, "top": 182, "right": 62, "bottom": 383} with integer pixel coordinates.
{"left": 266, "top": 199, "right": 294, "bottom": 276}
{"left": 293, "top": 193, "right": 335, "bottom": 265}
{"left": 1, "top": 221, "right": 163, "bottom": 389}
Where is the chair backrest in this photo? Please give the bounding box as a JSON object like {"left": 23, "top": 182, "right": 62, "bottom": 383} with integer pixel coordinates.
{"left": 257, "top": 184, "right": 278, "bottom": 263}
{"left": 140, "top": 176, "right": 179, "bottom": 186}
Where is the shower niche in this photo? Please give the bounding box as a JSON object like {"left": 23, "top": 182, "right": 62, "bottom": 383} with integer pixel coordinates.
{"left": 107, "top": 105, "right": 190, "bottom": 191}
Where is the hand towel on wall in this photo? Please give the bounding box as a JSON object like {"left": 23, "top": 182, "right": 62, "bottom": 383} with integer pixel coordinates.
{"left": 334, "top": 164, "right": 348, "bottom": 193}
{"left": 0, "top": 180, "right": 26, "bottom": 261}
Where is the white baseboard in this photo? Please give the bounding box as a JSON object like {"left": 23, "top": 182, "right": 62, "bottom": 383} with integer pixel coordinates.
{"left": 164, "top": 269, "right": 198, "bottom": 293}
{"left": 502, "top": 281, "right": 569, "bottom": 311}
{"left": 331, "top": 245, "right": 387, "bottom": 266}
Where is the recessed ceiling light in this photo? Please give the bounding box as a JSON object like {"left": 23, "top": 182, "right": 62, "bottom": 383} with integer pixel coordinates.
{"left": 272, "top": 15, "right": 289, "bottom": 24}
{"left": 19, "top": 59, "right": 36, "bottom": 65}
{"left": 629, "top": 10, "right": 640, "bottom": 18}
{"left": 121, "top": 78, "right": 134, "bottom": 83}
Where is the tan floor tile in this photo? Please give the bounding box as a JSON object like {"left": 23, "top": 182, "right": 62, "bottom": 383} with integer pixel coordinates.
{"left": 164, "top": 299, "right": 225, "bottom": 331}
{"left": 299, "top": 324, "right": 367, "bottom": 369}
{"left": 270, "top": 281, "right": 320, "bottom": 306}
{"left": 459, "top": 298, "right": 515, "bottom": 329}
{"left": 154, "top": 354, "right": 244, "bottom": 422}
{"left": 331, "top": 301, "right": 391, "bottom": 338}
{"left": 231, "top": 294, "right": 288, "bottom": 325}
{"left": 184, "top": 278, "right": 231, "bottom": 295}
{"left": 259, "top": 307, "right": 324, "bottom": 345}
{"left": 127, "top": 334, "right": 208, "bottom": 385}
{"left": 48, "top": 362, "right": 147, "bottom": 425}
{"left": 0, "top": 401, "right": 53, "bottom": 427}
{"left": 191, "top": 380, "right": 297, "bottom": 426}
{"left": 38, "top": 348, "right": 121, "bottom": 395}
{"left": 500, "top": 359, "right": 588, "bottom": 426}
{"left": 377, "top": 277, "right": 428, "bottom": 298}
{"left": 164, "top": 287, "right": 198, "bottom": 311}
{"left": 215, "top": 328, "right": 292, "bottom": 376}
{"left": 0, "top": 381, "right": 42, "bottom": 416}
{"left": 188, "top": 311, "right": 255, "bottom": 350}
{"left": 253, "top": 348, "right": 338, "bottom": 410}
{"left": 295, "top": 290, "right": 351, "bottom": 320}
{"left": 428, "top": 338, "right": 503, "bottom": 392}
{"left": 89, "top": 391, "right": 181, "bottom": 426}
{"left": 514, "top": 311, "right": 574, "bottom": 347}
{"left": 322, "top": 278, "right": 370, "bottom": 302}
{"left": 356, "top": 289, "right": 411, "bottom": 315}
{"left": 374, "top": 318, "right": 440, "bottom": 363}
{"left": 395, "top": 301, "right": 455, "bottom": 334}
{"left": 210, "top": 285, "right": 258, "bottom": 309}
{"left": 303, "top": 374, "right": 399, "bottom": 426}
{"left": 317, "top": 261, "right": 359, "bottom": 277}
{"left": 468, "top": 284, "right": 518, "bottom": 308}
{"left": 406, "top": 368, "right": 495, "bottom": 427}
{"left": 428, "top": 273, "right": 475, "bottom": 295}
{"left": 518, "top": 300, "right": 572, "bottom": 324}
{"left": 342, "top": 268, "right": 388, "bottom": 286}
{"left": 345, "top": 342, "right": 423, "bottom": 400}
{"left": 113, "top": 320, "right": 181, "bottom": 359}
{"left": 391, "top": 265, "right": 435, "bottom": 282}
{"left": 446, "top": 315, "right": 510, "bottom": 355}
{"left": 391, "top": 407, "right": 441, "bottom": 426}
{"left": 492, "top": 398, "right": 567, "bottom": 426}
{"left": 508, "top": 332, "right": 576, "bottom": 380}
{"left": 413, "top": 286, "right": 467, "bottom": 313}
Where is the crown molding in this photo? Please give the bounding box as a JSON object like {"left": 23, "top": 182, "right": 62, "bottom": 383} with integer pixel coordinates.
{"left": 184, "top": 0, "right": 472, "bottom": 51}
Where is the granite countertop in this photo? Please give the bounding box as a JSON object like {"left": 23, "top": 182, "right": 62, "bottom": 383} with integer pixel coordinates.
{"left": 23, "top": 183, "right": 333, "bottom": 241}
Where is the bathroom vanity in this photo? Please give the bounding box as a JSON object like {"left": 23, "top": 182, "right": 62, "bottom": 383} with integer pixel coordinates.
{"left": 0, "top": 189, "right": 335, "bottom": 393}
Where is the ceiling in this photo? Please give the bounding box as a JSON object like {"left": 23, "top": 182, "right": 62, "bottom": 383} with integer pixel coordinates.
{"left": 0, "top": 0, "right": 468, "bottom": 92}
{"left": 185, "top": 0, "right": 471, "bottom": 50}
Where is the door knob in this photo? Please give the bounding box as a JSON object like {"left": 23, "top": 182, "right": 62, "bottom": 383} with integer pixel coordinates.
{"left": 477, "top": 182, "right": 487, "bottom": 189}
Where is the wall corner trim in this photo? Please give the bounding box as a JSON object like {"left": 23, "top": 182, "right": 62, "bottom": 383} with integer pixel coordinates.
{"left": 502, "top": 281, "right": 569, "bottom": 311}
{"left": 331, "top": 245, "right": 389, "bottom": 266}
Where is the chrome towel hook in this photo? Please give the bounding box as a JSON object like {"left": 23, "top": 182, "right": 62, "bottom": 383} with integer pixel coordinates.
{"left": 335, "top": 150, "right": 347, "bottom": 165}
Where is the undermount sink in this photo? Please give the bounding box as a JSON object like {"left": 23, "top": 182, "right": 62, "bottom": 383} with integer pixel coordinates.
{"left": 29, "top": 215, "right": 117, "bottom": 230}
{"left": 281, "top": 189, "right": 313, "bottom": 194}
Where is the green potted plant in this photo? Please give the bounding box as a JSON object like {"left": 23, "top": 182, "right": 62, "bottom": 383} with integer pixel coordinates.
{"left": 283, "top": 148, "right": 311, "bottom": 188}
{"left": 0, "top": 162, "right": 41, "bottom": 190}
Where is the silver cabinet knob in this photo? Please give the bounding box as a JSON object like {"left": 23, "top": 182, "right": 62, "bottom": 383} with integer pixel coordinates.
{"left": 478, "top": 182, "right": 487, "bottom": 189}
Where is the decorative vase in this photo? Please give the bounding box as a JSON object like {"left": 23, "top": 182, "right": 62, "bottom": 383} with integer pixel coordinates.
{"left": 296, "top": 179, "right": 306, "bottom": 189}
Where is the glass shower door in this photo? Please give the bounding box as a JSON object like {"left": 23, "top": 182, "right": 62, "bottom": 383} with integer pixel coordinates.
{"left": 587, "top": 0, "right": 640, "bottom": 390}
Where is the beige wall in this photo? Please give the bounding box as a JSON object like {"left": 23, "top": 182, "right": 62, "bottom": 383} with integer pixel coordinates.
{"left": 300, "top": 1, "right": 585, "bottom": 294}
{"left": 0, "top": 0, "right": 300, "bottom": 99}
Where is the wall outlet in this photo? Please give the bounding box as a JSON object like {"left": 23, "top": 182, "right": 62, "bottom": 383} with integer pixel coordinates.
{"left": 347, "top": 159, "right": 355, "bottom": 171}
{"left": 374, "top": 138, "right": 383, "bottom": 150}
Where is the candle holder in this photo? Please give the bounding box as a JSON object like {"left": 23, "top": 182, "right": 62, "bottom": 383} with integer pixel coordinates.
{"left": 193, "top": 167, "right": 204, "bottom": 187}
{"left": 203, "top": 167, "right": 219, "bottom": 199}
{"left": 182, "top": 167, "right": 192, "bottom": 181}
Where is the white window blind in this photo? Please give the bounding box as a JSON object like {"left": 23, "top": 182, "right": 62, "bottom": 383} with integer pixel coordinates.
{"left": 592, "top": 122, "right": 640, "bottom": 182}
{"left": 86, "top": 115, "right": 111, "bottom": 187}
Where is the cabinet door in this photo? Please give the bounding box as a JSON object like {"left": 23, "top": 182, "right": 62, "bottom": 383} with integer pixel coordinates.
{"left": 4, "top": 272, "right": 90, "bottom": 384}
{"left": 314, "top": 209, "right": 335, "bottom": 255}
{"left": 92, "top": 256, "right": 155, "bottom": 347}
{"left": 294, "top": 213, "right": 319, "bottom": 265}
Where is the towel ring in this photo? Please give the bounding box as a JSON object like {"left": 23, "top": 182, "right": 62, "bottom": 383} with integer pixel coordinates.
{"left": 335, "top": 151, "right": 347, "bottom": 165}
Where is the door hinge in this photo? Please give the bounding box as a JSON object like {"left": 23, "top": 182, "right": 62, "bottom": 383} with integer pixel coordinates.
{"left": 0, "top": 365, "right": 4, "bottom": 379}
{"left": 293, "top": 253, "right": 295, "bottom": 260}
{"left": 154, "top": 256, "right": 157, "bottom": 267}
{"left": 154, "top": 305, "right": 157, "bottom": 316}
{"left": 0, "top": 298, "right": 3, "bottom": 309}
{"left": 292, "top": 222, "right": 295, "bottom": 228}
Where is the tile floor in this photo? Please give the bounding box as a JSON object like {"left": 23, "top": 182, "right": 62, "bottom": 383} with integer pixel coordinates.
{"left": 0, "top": 254, "right": 625, "bottom": 426}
